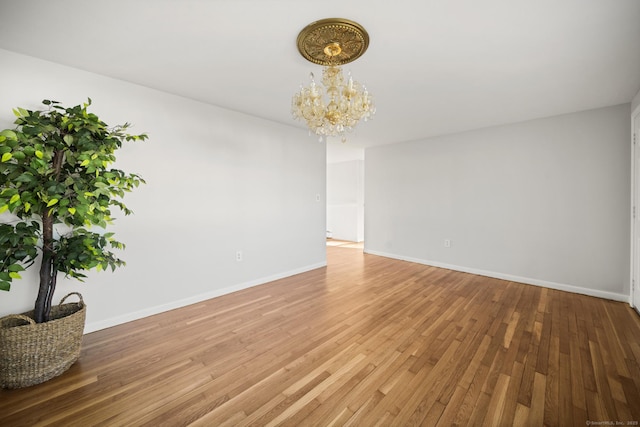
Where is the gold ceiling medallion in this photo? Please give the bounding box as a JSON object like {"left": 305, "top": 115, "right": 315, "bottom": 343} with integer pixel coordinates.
{"left": 292, "top": 18, "right": 375, "bottom": 143}
{"left": 296, "top": 18, "right": 370, "bottom": 66}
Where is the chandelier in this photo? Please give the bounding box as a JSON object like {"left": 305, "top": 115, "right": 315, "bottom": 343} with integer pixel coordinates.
{"left": 292, "top": 18, "right": 375, "bottom": 142}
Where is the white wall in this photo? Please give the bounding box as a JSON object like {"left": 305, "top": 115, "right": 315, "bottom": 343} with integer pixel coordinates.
{"left": 365, "top": 104, "right": 631, "bottom": 301}
{"left": 327, "top": 160, "right": 364, "bottom": 242}
{"left": 0, "top": 49, "right": 327, "bottom": 331}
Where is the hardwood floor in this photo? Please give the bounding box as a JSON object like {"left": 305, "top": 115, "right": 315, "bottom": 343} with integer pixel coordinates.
{"left": 2, "top": 246, "right": 640, "bottom": 426}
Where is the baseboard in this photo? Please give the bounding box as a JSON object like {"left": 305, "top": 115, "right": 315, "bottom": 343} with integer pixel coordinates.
{"left": 85, "top": 261, "right": 327, "bottom": 333}
{"left": 364, "top": 249, "right": 629, "bottom": 303}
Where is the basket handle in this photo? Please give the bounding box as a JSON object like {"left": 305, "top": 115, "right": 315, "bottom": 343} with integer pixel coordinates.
{"left": 59, "top": 292, "right": 84, "bottom": 307}
{"left": 0, "top": 314, "right": 36, "bottom": 327}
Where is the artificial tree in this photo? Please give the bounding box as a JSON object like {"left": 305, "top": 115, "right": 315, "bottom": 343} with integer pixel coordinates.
{"left": 0, "top": 99, "right": 146, "bottom": 323}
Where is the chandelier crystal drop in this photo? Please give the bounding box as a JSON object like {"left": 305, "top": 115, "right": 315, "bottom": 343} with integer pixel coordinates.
{"left": 291, "top": 18, "right": 375, "bottom": 143}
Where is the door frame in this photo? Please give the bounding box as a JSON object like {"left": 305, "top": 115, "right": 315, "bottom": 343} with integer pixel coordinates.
{"left": 631, "top": 104, "right": 640, "bottom": 312}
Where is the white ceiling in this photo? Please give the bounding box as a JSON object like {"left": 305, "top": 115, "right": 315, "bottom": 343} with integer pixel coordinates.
{"left": 1, "top": 0, "right": 639, "bottom": 148}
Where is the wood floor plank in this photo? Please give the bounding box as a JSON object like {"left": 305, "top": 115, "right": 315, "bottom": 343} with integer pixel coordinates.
{"left": 453, "top": 363, "right": 491, "bottom": 425}
{"left": 529, "top": 371, "right": 547, "bottom": 426}
{"left": 1, "top": 245, "right": 639, "bottom": 426}
{"left": 501, "top": 361, "right": 525, "bottom": 425}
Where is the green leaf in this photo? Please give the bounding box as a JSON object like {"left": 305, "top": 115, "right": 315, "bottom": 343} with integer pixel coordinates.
{"left": 8, "top": 272, "right": 21, "bottom": 280}
{"left": 46, "top": 198, "right": 58, "bottom": 207}
{"left": 9, "top": 194, "right": 20, "bottom": 204}
{"left": 0, "top": 129, "right": 17, "bottom": 139}
{"left": 12, "top": 151, "right": 25, "bottom": 160}
{"left": 35, "top": 150, "right": 43, "bottom": 159}
{"left": 1, "top": 152, "right": 12, "bottom": 162}
{"left": 0, "top": 281, "right": 9, "bottom": 291}
{"left": 68, "top": 207, "right": 76, "bottom": 215}
{"left": 15, "top": 173, "right": 34, "bottom": 183}
{"left": 24, "top": 202, "right": 31, "bottom": 213}
{"left": 63, "top": 134, "right": 74, "bottom": 145}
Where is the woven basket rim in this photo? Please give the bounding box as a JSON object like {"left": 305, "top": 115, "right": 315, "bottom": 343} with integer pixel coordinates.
{"left": 0, "top": 293, "right": 86, "bottom": 330}
{"left": 0, "top": 304, "right": 86, "bottom": 330}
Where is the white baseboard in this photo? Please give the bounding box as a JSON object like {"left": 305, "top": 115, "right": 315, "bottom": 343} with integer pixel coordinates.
{"left": 364, "top": 249, "right": 630, "bottom": 303}
{"left": 85, "top": 261, "right": 327, "bottom": 333}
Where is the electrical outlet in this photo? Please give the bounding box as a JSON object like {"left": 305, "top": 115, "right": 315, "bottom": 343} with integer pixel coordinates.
{"left": 444, "top": 239, "right": 451, "bottom": 248}
{"left": 236, "top": 250, "right": 242, "bottom": 262}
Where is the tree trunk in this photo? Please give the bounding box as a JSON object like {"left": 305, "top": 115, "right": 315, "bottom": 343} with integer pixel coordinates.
{"left": 34, "top": 210, "right": 55, "bottom": 323}
{"left": 34, "top": 149, "right": 64, "bottom": 323}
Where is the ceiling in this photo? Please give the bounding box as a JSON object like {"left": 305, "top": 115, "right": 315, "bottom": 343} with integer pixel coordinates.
{"left": 0, "top": 0, "right": 639, "bottom": 148}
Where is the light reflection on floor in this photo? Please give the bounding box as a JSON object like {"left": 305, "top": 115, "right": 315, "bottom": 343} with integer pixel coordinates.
{"left": 325, "top": 239, "right": 364, "bottom": 249}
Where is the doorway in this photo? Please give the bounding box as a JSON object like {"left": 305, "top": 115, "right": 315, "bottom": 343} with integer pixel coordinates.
{"left": 326, "top": 144, "right": 365, "bottom": 246}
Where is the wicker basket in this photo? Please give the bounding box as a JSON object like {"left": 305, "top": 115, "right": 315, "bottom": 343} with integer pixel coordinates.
{"left": 0, "top": 292, "right": 86, "bottom": 389}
